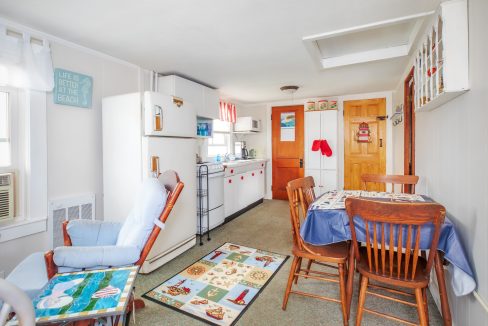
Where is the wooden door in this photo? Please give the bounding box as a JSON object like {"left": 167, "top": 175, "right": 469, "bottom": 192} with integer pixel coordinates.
{"left": 344, "top": 98, "right": 386, "bottom": 191}
{"left": 272, "top": 105, "right": 304, "bottom": 200}
{"left": 404, "top": 68, "right": 416, "bottom": 193}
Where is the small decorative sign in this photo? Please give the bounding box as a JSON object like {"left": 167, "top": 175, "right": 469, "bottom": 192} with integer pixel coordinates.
{"left": 53, "top": 68, "right": 93, "bottom": 108}
{"left": 356, "top": 122, "right": 371, "bottom": 143}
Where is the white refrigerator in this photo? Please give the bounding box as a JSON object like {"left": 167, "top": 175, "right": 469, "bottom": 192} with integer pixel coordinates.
{"left": 102, "top": 91, "right": 197, "bottom": 273}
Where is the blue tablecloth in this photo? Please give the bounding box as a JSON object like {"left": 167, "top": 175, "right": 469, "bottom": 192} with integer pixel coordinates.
{"left": 300, "top": 192, "right": 476, "bottom": 296}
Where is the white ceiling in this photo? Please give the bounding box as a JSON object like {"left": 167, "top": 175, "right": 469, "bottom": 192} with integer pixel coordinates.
{"left": 0, "top": 0, "right": 439, "bottom": 104}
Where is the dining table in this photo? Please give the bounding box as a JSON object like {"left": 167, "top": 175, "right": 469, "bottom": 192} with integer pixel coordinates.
{"left": 300, "top": 190, "right": 476, "bottom": 326}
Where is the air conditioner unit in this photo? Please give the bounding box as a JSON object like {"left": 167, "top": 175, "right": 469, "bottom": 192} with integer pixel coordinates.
{"left": 0, "top": 173, "right": 14, "bottom": 220}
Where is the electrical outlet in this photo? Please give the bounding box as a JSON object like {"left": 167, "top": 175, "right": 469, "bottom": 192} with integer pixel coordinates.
{"left": 0, "top": 270, "right": 5, "bottom": 278}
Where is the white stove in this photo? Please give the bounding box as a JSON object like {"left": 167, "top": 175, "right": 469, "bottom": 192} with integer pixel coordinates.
{"left": 196, "top": 162, "right": 225, "bottom": 238}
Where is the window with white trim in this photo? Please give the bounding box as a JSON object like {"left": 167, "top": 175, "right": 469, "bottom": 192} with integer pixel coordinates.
{"left": 207, "top": 120, "right": 232, "bottom": 158}
{"left": 0, "top": 89, "right": 12, "bottom": 168}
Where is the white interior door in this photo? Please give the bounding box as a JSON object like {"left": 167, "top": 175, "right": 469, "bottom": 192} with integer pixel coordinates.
{"left": 305, "top": 111, "right": 322, "bottom": 170}
{"left": 321, "top": 110, "right": 338, "bottom": 170}
{"left": 321, "top": 169, "right": 338, "bottom": 192}
{"left": 305, "top": 168, "right": 323, "bottom": 197}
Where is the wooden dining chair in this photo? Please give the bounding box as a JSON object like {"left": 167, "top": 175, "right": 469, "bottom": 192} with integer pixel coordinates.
{"left": 283, "top": 176, "right": 351, "bottom": 325}
{"left": 345, "top": 197, "right": 445, "bottom": 326}
{"left": 361, "top": 174, "right": 419, "bottom": 194}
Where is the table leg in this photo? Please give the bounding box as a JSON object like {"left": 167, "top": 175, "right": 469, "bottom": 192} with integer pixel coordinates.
{"left": 434, "top": 251, "right": 452, "bottom": 326}
{"left": 346, "top": 243, "right": 355, "bottom": 319}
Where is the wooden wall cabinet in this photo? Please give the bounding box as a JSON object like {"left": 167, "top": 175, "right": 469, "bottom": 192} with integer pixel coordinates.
{"left": 414, "top": 0, "right": 469, "bottom": 112}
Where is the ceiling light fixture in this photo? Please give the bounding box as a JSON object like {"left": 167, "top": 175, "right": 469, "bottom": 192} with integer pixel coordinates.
{"left": 280, "top": 85, "right": 299, "bottom": 94}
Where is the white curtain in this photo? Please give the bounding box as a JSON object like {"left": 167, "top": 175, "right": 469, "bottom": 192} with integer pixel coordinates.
{"left": 0, "top": 25, "right": 54, "bottom": 91}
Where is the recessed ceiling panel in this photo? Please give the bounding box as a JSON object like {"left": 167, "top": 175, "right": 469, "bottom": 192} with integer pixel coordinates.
{"left": 304, "top": 11, "right": 434, "bottom": 69}
{"left": 316, "top": 20, "right": 416, "bottom": 58}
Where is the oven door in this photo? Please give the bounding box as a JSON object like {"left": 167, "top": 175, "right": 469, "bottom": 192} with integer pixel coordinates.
{"left": 207, "top": 172, "right": 224, "bottom": 210}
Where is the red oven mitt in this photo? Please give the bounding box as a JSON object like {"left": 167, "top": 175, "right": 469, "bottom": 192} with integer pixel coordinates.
{"left": 320, "top": 139, "right": 333, "bottom": 157}
{"left": 311, "top": 139, "right": 321, "bottom": 151}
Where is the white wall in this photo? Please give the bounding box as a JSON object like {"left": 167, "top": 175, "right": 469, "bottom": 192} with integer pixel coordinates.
{"left": 392, "top": 89, "right": 404, "bottom": 175}
{"left": 235, "top": 104, "right": 268, "bottom": 159}
{"left": 47, "top": 43, "right": 142, "bottom": 219}
{"left": 391, "top": 0, "right": 488, "bottom": 323}
{"left": 0, "top": 36, "right": 146, "bottom": 275}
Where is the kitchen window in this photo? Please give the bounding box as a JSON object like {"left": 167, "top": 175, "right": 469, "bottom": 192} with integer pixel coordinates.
{"left": 207, "top": 120, "right": 231, "bottom": 158}
{"left": 0, "top": 89, "right": 12, "bottom": 168}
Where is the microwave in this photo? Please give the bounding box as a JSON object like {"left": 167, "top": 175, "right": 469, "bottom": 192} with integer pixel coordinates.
{"left": 234, "top": 117, "right": 261, "bottom": 133}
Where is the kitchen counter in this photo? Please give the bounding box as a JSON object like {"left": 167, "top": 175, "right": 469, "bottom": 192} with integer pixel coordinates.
{"left": 222, "top": 158, "right": 267, "bottom": 168}
{"left": 223, "top": 159, "right": 267, "bottom": 221}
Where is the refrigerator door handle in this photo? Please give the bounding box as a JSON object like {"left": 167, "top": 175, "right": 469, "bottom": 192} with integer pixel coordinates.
{"left": 154, "top": 105, "right": 163, "bottom": 131}
{"left": 151, "top": 156, "right": 161, "bottom": 177}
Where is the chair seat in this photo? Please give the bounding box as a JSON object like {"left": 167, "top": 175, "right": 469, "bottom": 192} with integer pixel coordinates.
{"left": 357, "top": 247, "right": 430, "bottom": 288}
{"left": 293, "top": 241, "right": 349, "bottom": 263}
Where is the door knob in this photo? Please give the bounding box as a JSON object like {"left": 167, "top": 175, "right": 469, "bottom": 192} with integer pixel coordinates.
{"left": 299, "top": 158, "right": 303, "bottom": 168}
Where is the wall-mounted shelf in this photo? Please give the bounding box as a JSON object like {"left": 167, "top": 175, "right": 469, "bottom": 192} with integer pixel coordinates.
{"left": 197, "top": 116, "right": 213, "bottom": 137}
{"left": 414, "top": 0, "right": 469, "bottom": 113}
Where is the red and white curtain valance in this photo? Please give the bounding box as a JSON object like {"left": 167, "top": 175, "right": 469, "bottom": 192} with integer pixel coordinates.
{"left": 219, "top": 100, "right": 236, "bottom": 123}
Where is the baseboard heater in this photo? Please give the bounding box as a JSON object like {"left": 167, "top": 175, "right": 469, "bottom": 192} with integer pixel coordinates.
{"left": 224, "top": 198, "right": 264, "bottom": 224}
{"left": 139, "top": 235, "right": 196, "bottom": 274}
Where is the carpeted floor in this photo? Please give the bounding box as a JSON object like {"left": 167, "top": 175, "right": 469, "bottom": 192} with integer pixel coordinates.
{"left": 132, "top": 199, "right": 443, "bottom": 325}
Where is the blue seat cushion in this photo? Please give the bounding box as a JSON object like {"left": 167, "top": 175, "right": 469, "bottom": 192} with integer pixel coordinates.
{"left": 67, "top": 219, "right": 122, "bottom": 246}
{"left": 53, "top": 245, "right": 140, "bottom": 268}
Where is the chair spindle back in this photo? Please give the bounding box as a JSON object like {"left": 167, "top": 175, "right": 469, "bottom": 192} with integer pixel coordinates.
{"left": 345, "top": 198, "right": 445, "bottom": 280}
{"left": 361, "top": 174, "right": 419, "bottom": 194}
{"left": 286, "top": 177, "right": 316, "bottom": 251}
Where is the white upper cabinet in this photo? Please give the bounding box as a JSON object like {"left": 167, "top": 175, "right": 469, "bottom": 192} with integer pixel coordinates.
{"left": 414, "top": 0, "right": 469, "bottom": 112}
{"left": 202, "top": 87, "right": 220, "bottom": 120}
{"left": 158, "top": 75, "right": 219, "bottom": 120}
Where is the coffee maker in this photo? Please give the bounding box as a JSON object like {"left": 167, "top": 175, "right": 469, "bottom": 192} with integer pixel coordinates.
{"left": 241, "top": 141, "right": 249, "bottom": 160}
